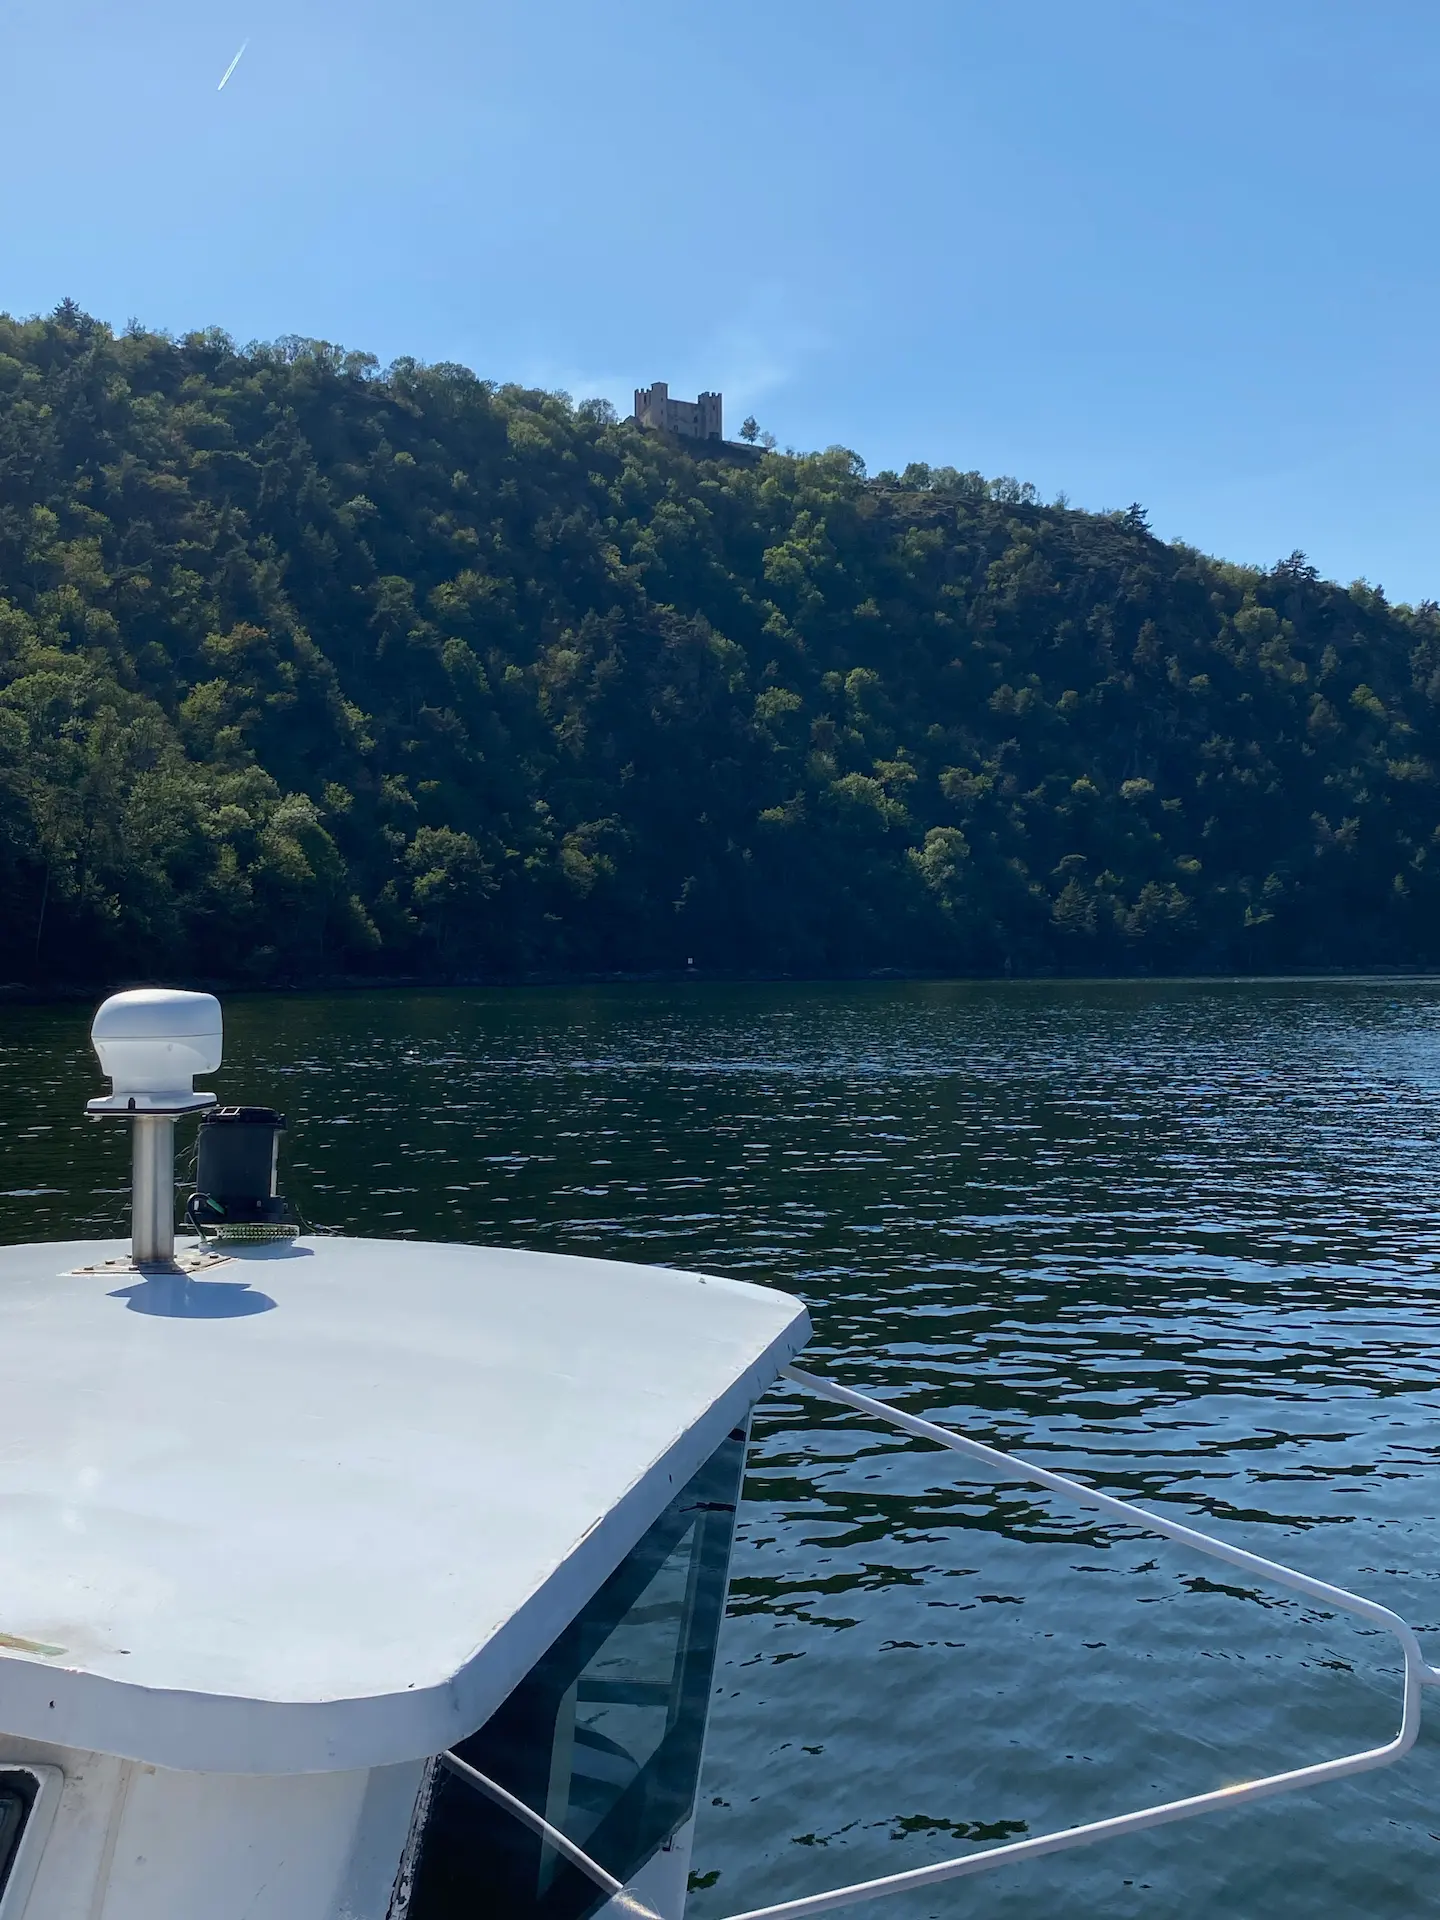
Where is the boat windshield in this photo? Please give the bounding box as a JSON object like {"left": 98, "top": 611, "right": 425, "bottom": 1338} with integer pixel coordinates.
{"left": 406, "top": 1427, "right": 746, "bottom": 1918}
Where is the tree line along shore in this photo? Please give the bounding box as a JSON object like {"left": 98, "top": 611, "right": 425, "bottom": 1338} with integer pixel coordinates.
{"left": 4, "top": 302, "right": 1439, "bottom": 989}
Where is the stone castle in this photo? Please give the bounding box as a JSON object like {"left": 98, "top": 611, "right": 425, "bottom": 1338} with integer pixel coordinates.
{"left": 633, "top": 382, "right": 722, "bottom": 442}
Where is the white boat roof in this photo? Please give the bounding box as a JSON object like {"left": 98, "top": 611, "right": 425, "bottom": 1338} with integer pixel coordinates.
{"left": 0, "top": 1235, "right": 809, "bottom": 1774}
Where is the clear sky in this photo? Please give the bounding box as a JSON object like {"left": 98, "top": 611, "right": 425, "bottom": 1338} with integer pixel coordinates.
{"left": 3, "top": 0, "right": 1438, "bottom": 599}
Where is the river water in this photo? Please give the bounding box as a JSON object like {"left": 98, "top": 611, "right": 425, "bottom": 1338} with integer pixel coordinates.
{"left": 4, "top": 978, "right": 1440, "bottom": 1917}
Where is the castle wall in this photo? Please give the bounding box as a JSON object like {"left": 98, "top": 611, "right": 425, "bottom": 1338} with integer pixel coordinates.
{"left": 633, "top": 383, "right": 722, "bottom": 442}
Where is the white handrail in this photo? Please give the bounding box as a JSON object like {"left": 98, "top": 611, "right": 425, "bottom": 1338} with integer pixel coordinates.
{"left": 439, "top": 1749, "right": 663, "bottom": 1919}
{"left": 438, "top": 1368, "right": 1440, "bottom": 1920}
{"left": 440, "top": 1750, "right": 623, "bottom": 1897}
{"left": 710, "top": 1366, "right": 1440, "bottom": 1920}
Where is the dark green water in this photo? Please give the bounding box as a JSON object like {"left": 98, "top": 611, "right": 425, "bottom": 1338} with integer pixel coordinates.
{"left": 5, "top": 978, "right": 1440, "bottom": 1918}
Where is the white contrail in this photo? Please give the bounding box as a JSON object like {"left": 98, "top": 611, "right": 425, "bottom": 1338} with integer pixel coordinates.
{"left": 217, "top": 39, "right": 248, "bottom": 91}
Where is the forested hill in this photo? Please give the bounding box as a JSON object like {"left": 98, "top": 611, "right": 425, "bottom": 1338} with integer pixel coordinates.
{"left": 3, "top": 303, "right": 1440, "bottom": 989}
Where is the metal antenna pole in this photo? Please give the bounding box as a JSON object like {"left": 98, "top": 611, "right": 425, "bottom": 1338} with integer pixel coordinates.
{"left": 131, "top": 1115, "right": 177, "bottom": 1267}
{"left": 87, "top": 987, "right": 223, "bottom": 1270}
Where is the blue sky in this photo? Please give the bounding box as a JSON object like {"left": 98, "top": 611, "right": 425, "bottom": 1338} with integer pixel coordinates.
{"left": 3, "top": 0, "right": 1438, "bottom": 599}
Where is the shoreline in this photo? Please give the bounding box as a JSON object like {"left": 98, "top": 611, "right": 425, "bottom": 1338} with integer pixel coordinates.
{"left": 5, "top": 962, "right": 1440, "bottom": 1007}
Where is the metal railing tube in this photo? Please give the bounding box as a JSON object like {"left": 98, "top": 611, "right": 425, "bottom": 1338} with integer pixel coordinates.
{"left": 708, "top": 1365, "right": 1436, "bottom": 1920}
{"left": 433, "top": 1368, "right": 1439, "bottom": 1920}
{"left": 438, "top": 1750, "right": 663, "bottom": 1920}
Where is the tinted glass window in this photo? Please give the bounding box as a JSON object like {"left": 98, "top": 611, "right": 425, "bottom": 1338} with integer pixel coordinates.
{"left": 407, "top": 1428, "right": 744, "bottom": 1920}
{"left": 0, "top": 1772, "right": 37, "bottom": 1901}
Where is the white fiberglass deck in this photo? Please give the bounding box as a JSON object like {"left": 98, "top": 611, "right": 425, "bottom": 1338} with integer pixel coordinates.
{"left": 0, "top": 1235, "right": 808, "bottom": 1776}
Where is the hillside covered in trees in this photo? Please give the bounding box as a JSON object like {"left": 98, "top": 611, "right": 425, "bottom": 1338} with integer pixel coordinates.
{"left": 3, "top": 301, "right": 1440, "bottom": 989}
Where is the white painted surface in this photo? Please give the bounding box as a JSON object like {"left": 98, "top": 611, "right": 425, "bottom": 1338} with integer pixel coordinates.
{"left": 600, "top": 1816, "right": 696, "bottom": 1920}
{"left": 0, "top": 1235, "right": 808, "bottom": 1775}
{"left": 0, "top": 1742, "right": 131, "bottom": 1920}
{"left": 94, "top": 1763, "right": 407, "bottom": 1920}
{"left": 0, "top": 1736, "right": 421, "bottom": 1920}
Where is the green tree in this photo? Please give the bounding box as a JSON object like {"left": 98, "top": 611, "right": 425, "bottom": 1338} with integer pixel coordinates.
{"left": 2, "top": 299, "right": 1439, "bottom": 988}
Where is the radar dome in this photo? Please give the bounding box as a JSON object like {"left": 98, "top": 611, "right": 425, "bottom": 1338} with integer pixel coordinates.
{"left": 90, "top": 988, "right": 223, "bottom": 1108}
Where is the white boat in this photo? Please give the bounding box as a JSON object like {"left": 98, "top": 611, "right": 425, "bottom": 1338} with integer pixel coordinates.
{"left": 1, "top": 990, "right": 1435, "bottom": 1920}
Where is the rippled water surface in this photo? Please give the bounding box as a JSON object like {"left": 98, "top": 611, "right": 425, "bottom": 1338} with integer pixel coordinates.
{"left": 5, "top": 978, "right": 1440, "bottom": 1917}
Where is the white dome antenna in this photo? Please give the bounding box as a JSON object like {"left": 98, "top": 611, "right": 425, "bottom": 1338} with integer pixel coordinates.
{"left": 87, "top": 989, "right": 223, "bottom": 1267}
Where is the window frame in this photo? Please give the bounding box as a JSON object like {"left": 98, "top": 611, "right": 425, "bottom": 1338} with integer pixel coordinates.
{"left": 0, "top": 1765, "right": 63, "bottom": 1919}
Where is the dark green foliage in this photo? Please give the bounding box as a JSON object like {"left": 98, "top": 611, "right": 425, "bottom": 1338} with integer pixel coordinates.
{"left": 4, "top": 302, "right": 1440, "bottom": 986}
